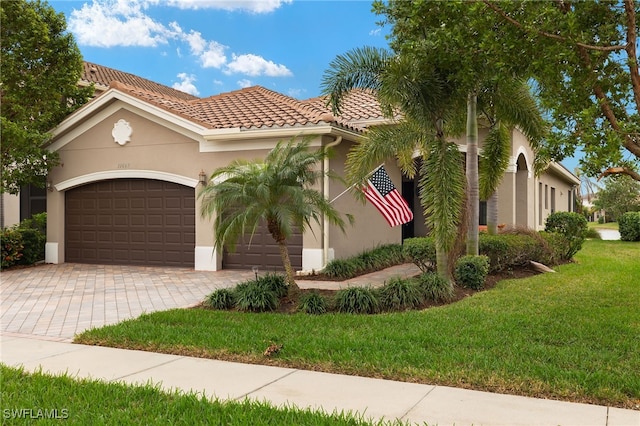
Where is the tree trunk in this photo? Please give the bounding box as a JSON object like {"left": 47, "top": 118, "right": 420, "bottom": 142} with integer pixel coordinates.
{"left": 277, "top": 240, "right": 300, "bottom": 298}
{"left": 466, "top": 92, "right": 479, "bottom": 255}
{"left": 487, "top": 191, "right": 499, "bottom": 235}
{"left": 436, "top": 245, "right": 454, "bottom": 290}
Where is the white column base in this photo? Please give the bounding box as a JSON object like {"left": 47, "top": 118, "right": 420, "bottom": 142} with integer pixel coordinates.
{"left": 45, "top": 242, "right": 60, "bottom": 264}
{"left": 194, "top": 246, "right": 220, "bottom": 271}
{"left": 302, "top": 248, "right": 334, "bottom": 273}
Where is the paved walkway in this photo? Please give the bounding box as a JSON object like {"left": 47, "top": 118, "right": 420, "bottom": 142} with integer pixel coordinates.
{"left": 596, "top": 229, "right": 621, "bottom": 240}
{"left": 1, "top": 263, "right": 638, "bottom": 425}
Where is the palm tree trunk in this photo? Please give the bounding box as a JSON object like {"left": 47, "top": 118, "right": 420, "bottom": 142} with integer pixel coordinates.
{"left": 277, "top": 240, "right": 300, "bottom": 298}
{"left": 466, "top": 92, "right": 479, "bottom": 255}
{"left": 487, "top": 191, "right": 499, "bottom": 235}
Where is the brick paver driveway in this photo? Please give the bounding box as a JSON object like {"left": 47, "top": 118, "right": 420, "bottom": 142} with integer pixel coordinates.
{"left": 1, "top": 264, "right": 254, "bottom": 342}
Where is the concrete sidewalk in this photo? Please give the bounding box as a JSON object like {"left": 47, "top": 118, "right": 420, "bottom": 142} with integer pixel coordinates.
{"left": 2, "top": 334, "right": 637, "bottom": 426}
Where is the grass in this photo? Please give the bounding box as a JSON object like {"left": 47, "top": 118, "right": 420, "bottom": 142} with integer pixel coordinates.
{"left": 0, "top": 365, "right": 402, "bottom": 425}
{"left": 75, "top": 240, "right": 640, "bottom": 409}
{"left": 588, "top": 221, "right": 619, "bottom": 230}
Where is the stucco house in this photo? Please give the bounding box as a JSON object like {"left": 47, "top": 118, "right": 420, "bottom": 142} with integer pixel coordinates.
{"left": 35, "top": 62, "right": 579, "bottom": 272}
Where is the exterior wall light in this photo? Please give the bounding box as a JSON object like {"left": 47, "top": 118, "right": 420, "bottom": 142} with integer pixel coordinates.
{"left": 199, "top": 170, "right": 207, "bottom": 186}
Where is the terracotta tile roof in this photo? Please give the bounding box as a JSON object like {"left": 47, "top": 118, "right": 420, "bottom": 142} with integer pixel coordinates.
{"left": 86, "top": 62, "right": 383, "bottom": 133}
{"left": 302, "top": 89, "right": 387, "bottom": 123}
{"left": 82, "top": 62, "right": 198, "bottom": 101}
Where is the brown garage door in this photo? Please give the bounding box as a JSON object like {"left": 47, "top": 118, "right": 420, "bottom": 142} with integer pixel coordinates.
{"left": 223, "top": 222, "right": 302, "bottom": 271}
{"left": 66, "top": 179, "right": 195, "bottom": 267}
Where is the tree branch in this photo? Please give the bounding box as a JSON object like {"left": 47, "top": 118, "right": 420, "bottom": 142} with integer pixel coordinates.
{"left": 481, "top": 0, "right": 627, "bottom": 52}
{"left": 598, "top": 167, "right": 640, "bottom": 182}
{"left": 624, "top": 0, "right": 640, "bottom": 112}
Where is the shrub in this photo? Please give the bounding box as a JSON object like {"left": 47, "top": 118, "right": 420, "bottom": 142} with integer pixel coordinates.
{"left": 598, "top": 216, "right": 605, "bottom": 224}
{"left": 204, "top": 288, "right": 235, "bottom": 310}
{"left": 403, "top": 237, "right": 436, "bottom": 272}
{"left": 619, "top": 212, "right": 640, "bottom": 241}
{"left": 378, "top": 277, "right": 422, "bottom": 311}
{"left": 298, "top": 292, "right": 329, "bottom": 315}
{"left": 1, "top": 228, "right": 24, "bottom": 270}
{"left": 544, "top": 212, "right": 588, "bottom": 260}
{"left": 234, "top": 280, "right": 278, "bottom": 312}
{"left": 584, "top": 228, "right": 601, "bottom": 239}
{"left": 335, "top": 287, "right": 379, "bottom": 314}
{"left": 323, "top": 259, "right": 357, "bottom": 279}
{"left": 324, "top": 244, "right": 405, "bottom": 280}
{"left": 478, "top": 232, "right": 552, "bottom": 271}
{"left": 417, "top": 272, "right": 454, "bottom": 303}
{"left": 256, "top": 273, "right": 288, "bottom": 298}
{"left": 17, "top": 228, "right": 46, "bottom": 265}
{"left": 454, "top": 255, "right": 490, "bottom": 290}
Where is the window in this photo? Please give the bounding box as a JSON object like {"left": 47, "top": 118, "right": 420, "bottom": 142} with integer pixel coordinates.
{"left": 551, "top": 187, "right": 556, "bottom": 213}
{"left": 544, "top": 184, "right": 548, "bottom": 210}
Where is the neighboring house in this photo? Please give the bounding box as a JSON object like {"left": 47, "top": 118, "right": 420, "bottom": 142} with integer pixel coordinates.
{"left": 39, "top": 62, "right": 578, "bottom": 272}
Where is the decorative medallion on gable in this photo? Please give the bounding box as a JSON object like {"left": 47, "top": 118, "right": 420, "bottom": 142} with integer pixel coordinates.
{"left": 112, "top": 119, "right": 133, "bottom": 146}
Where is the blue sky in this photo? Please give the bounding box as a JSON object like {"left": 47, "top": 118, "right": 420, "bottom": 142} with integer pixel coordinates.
{"left": 50, "top": 0, "right": 389, "bottom": 99}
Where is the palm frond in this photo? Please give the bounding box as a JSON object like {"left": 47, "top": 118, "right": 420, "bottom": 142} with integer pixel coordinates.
{"left": 479, "top": 123, "right": 511, "bottom": 200}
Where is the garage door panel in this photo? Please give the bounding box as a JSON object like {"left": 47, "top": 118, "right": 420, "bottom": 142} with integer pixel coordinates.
{"left": 66, "top": 179, "right": 195, "bottom": 267}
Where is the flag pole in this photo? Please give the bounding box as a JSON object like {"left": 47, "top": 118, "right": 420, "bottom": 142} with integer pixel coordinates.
{"left": 329, "top": 163, "right": 384, "bottom": 204}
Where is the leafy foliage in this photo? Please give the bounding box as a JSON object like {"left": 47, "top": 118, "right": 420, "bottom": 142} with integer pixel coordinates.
{"left": 234, "top": 280, "right": 279, "bottom": 313}
{"left": 0, "top": 213, "right": 47, "bottom": 269}
{"left": 204, "top": 289, "right": 235, "bottom": 310}
{"left": 1, "top": 0, "right": 92, "bottom": 193}
{"left": 298, "top": 292, "right": 329, "bottom": 315}
{"left": 545, "top": 212, "right": 588, "bottom": 260}
{"left": 335, "top": 287, "right": 379, "bottom": 314}
{"left": 403, "top": 237, "right": 436, "bottom": 272}
{"left": 618, "top": 212, "right": 640, "bottom": 242}
{"left": 454, "top": 255, "right": 490, "bottom": 290}
{"left": 256, "top": 273, "right": 288, "bottom": 299}
{"left": 1, "top": 228, "right": 24, "bottom": 270}
{"left": 417, "top": 272, "right": 454, "bottom": 303}
{"left": 593, "top": 176, "right": 640, "bottom": 221}
{"left": 324, "top": 244, "right": 405, "bottom": 279}
{"left": 378, "top": 277, "right": 422, "bottom": 311}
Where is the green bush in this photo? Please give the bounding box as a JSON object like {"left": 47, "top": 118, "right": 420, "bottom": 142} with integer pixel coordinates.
{"left": 323, "top": 259, "right": 357, "bottom": 279}
{"left": 17, "top": 228, "right": 46, "bottom": 265}
{"left": 204, "top": 288, "right": 235, "bottom": 310}
{"left": 584, "top": 228, "right": 601, "bottom": 239}
{"left": 1, "top": 228, "right": 24, "bottom": 270}
{"left": 598, "top": 216, "right": 605, "bottom": 224}
{"left": 478, "top": 232, "right": 552, "bottom": 271}
{"left": 324, "top": 244, "right": 405, "bottom": 280}
{"left": 335, "top": 287, "right": 379, "bottom": 314}
{"left": 298, "top": 292, "right": 329, "bottom": 315}
{"left": 454, "top": 255, "right": 490, "bottom": 290}
{"left": 234, "top": 280, "right": 279, "bottom": 312}
{"left": 403, "top": 237, "right": 436, "bottom": 272}
{"left": 417, "top": 272, "right": 454, "bottom": 303}
{"left": 256, "top": 273, "right": 288, "bottom": 298}
{"left": 619, "top": 212, "right": 640, "bottom": 241}
{"left": 378, "top": 277, "right": 422, "bottom": 311}
{"left": 544, "top": 212, "right": 588, "bottom": 260}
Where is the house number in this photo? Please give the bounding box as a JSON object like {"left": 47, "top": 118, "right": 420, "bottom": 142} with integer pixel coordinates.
{"left": 118, "top": 163, "right": 130, "bottom": 169}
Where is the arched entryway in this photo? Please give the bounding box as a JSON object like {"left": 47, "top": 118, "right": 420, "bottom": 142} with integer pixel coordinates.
{"left": 515, "top": 153, "right": 529, "bottom": 227}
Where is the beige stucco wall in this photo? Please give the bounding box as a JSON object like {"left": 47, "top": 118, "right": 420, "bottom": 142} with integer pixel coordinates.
{"left": 1, "top": 193, "right": 21, "bottom": 228}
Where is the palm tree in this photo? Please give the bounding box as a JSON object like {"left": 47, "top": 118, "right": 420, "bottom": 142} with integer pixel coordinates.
{"left": 199, "top": 137, "right": 353, "bottom": 298}
{"left": 322, "top": 47, "right": 466, "bottom": 282}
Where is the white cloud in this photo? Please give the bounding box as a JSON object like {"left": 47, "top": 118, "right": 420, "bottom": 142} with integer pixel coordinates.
{"left": 69, "top": 0, "right": 177, "bottom": 47}
{"left": 237, "top": 79, "right": 253, "bottom": 88}
{"left": 225, "top": 54, "right": 292, "bottom": 77}
{"left": 369, "top": 28, "right": 382, "bottom": 36}
{"left": 199, "top": 41, "right": 228, "bottom": 68}
{"left": 173, "top": 73, "right": 200, "bottom": 95}
{"left": 167, "top": 0, "right": 292, "bottom": 13}
{"left": 287, "top": 88, "right": 305, "bottom": 99}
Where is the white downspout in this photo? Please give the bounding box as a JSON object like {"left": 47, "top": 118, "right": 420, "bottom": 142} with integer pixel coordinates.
{"left": 323, "top": 136, "right": 342, "bottom": 268}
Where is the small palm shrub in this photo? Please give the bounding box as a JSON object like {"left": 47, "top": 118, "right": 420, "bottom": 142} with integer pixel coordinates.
{"left": 324, "top": 244, "right": 405, "bottom": 280}
{"left": 234, "top": 280, "right": 278, "bottom": 312}
{"left": 378, "top": 277, "right": 423, "bottom": 311}
{"left": 204, "top": 288, "right": 235, "bottom": 310}
{"left": 335, "top": 287, "right": 379, "bottom": 314}
{"left": 256, "top": 273, "right": 288, "bottom": 298}
{"left": 418, "top": 272, "right": 454, "bottom": 303}
{"left": 298, "top": 292, "right": 329, "bottom": 314}
{"left": 545, "top": 212, "right": 588, "bottom": 260}
{"left": 454, "top": 255, "right": 490, "bottom": 290}
{"left": 619, "top": 212, "right": 640, "bottom": 241}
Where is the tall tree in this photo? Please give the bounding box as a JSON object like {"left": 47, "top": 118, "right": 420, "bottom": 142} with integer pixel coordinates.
{"left": 199, "top": 137, "right": 353, "bottom": 298}
{"left": 322, "top": 46, "right": 467, "bottom": 283}
{"left": 1, "top": 0, "right": 92, "bottom": 194}
{"left": 373, "top": 0, "right": 546, "bottom": 247}
{"left": 480, "top": 0, "right": 640, "bottom": 181}
{"left": 593, "top": 176, "right": 640, "bottom": 221}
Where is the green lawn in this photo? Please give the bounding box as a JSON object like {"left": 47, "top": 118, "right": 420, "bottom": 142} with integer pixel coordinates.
{"left": 75, "top": 240, "right": 640, "bottom": 409}
{"left": 1, "top": 365, "right": 398, "bottom": 425}
{"left": 588, "top": 221, "right": 619, "bottom": 230}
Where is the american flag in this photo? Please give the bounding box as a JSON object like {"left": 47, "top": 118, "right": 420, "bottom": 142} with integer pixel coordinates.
{"left": 362, "top": 166, "right": 413, "bottom": 227}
